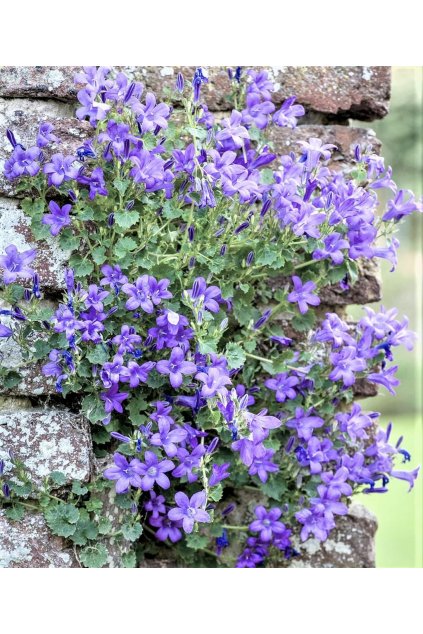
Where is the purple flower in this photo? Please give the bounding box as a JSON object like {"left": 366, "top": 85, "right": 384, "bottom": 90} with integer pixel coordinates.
{"left": 103, "top": 453, "right": 143, "bottom": 493}
{"left": 216, "top": 110, "right": 250, "bottom": 149}
{"left": 320, "top": 467, "right": 353, "bottom": 500}
{"left": 172, "top": 445, "right": 206, "bottom": 483}
{"left": 122, "top": 275, "right": 172, "bottom": 313}
{"left": 314, "top": 313, "right": 355, "bottom": 348}
{"left": 100, "top": 383, "right": 129, "bottom": 414}
{"left": 242, "top": 93, "right": 275, "bottom": 129}
{"left": 382, "top": 189, "right": 422, "bottom": 222}
{"left": 78, "top": 166, "right": 108, "bottom": 199}
{"left": 81, "top": 284, "right": 109, "bottom": 312}
{"left": 0, "top": 244, "right": 37, "bottom": 285}
{"left": 120, "top": 361, "right": 155, "bottom": 388}
{"left": 295, "top": 506, "right": 336, "bottom": 542}
{"left": 287, "top": 276, "right": 320, "bottom": 314}
{"left": 37, "top": 122, "right": 59, "bottom": 148}
{"left": 43, "top": 153, "right": 79, "bottom": 187}
{"left": 367, "top": 365, "right": 400, "bottom": 395}
{"left": 110, "top": 326, "right": 140, "bottom": 355}
{"left": 149, "top": 515, "right": 182, "bottom": 542}
{"left": 185, "top": 277, "right": 222, "bottom": 313}
{"left": 136, "top": 451, "right": 175, "bottom": 491}
{"left": 0, "top": 323, "right": 13, "bottom": 338}
{"left": 129, "top": 150, "right": 165, "bottom": 192}
{"left": 249, "top": 505, "right": 286, "bottom": 542}
{"left": 265, "top": 372, "right": 299, "bottom": 402}
{"left": 299, "top": 137, "right": 337, "bottom": 171}
{"left": 336, "top": 403, "right": 374, "bottom": 441}
{"left": 209, "top": 462, "right": 231, "bottom": 487}
{"left": 248, "top": 444, "right": 279, "bottom": 483}
{"left": 192, "top": 68, "right": 208, "bottom": 103}
{"left": 329, "top": 346, "right": 367, "bottom": 387}
{"left": 312, "top": 232, "right": 349, "bottom": 265}
{"left": 135, "top": 92, "right": 170, "bottom": 133}
{"left": 150, "top": 419, "right": 187, "bottom": 457}
{"left": 4, "top": 146, "right": 41, "bottom": 180}
{"left": 195, "top": 367, "right": 232, "bottom": 398}
{"left": 156, "top": 347, "right": 197, "bottom": 388}
{"left": 286, "top": 407, "right": 325, "bottom": 441}
{"left": 42, "top": 201, "right": 72, "bottom": 236}
{"left": 273, "top": 96, "right": 305, "bottom": 128}
{"left": 391, "top": 467, "right": 420, "bottom": 491}
{"left": 167, "top": 490, "right": 210, "bottom": 533}
{"left": 41, "top": 349, "right": 62, "bottom": 377}
{"left": 100, "top": 264, "right": 128, "bottom": 290}
{"left": 144, "top": 491, "right": 166, "bottom": 518}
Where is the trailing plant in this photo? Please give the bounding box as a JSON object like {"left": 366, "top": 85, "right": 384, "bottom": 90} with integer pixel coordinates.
{"left": 0, "top": 66, "right": 421, "bottom": 567}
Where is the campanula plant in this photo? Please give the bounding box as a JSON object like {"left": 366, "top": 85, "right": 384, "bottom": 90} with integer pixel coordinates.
{"left": 0, "top": 66, "right": 421, "bottom": 568}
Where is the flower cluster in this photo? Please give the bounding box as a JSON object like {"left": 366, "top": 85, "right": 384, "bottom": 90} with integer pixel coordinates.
{"left": 0, "top": 65, "right": 421, "bottom": 568}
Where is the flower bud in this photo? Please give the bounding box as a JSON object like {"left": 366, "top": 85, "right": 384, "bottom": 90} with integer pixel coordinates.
{"left": 176, "top": 72, "right": 184, "bottom": 93}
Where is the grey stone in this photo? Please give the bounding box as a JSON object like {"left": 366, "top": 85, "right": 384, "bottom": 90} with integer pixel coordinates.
{"left": 0, "top": 408, "right": 93, "bottom": 487}
{"left": 0, "top": 510, "right": 78, "bottom": 568}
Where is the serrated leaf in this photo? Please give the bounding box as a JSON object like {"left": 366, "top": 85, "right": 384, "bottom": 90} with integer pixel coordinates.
{"left": 45, "top": 503, "right": 80, "bottom": 537}
{"left": 291, "top": 309, "right": 316, "bottom": 333}
{"left": 71, "top": 481, "right": 89, "bottom": 496}
{"left": 121, "top": 551, "right": 137, "bottom": 568}
{"left": 209, "top": 484, "right": 223, "bottom": 502}
{"left": 98, "top": 517, "right": 113, "bottom": 535}
{"left": 86, "top": 346, "right": 109, "bottom": 365}
{"left": 79, "top": 544, "right": 109, "bottom": 568}
{"left": 121, "top": 522, "right": 143, "bottom": 542}
{"left": 5, "top": 505, "right": 25, "bottom": 521}
{"left": 69, "top": 256, "right": 94, "bottom": 277}
{"left": 113, "top": 177, "right": 131, "bottom": 197}
{"left": 162, "top": 200, "right": 183, "bottom": 220}
{"left": 92, "top": 246, "right": 107, "bottom": 265}
{"left": 186, "top": 533, "right": 209, "bottom": 550}
{"left": 225, "top": 342, "right": 246, "bottom": 370}
{"left": 114, "top": 210, "right": 140, "bottom": 229}
{"left": 49, "top": 471, "right": 67, "bottom": 487}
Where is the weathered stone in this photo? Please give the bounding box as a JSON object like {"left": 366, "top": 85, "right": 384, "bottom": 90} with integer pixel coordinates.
{"left": 320, "top": 259, "right": 382, "bottom": 305}
{"left": 93, "top": 457, "right": 134, "bottom": 568}
{"left": 0, "top": 408, "right": 92, "bottom": 487}
{"left": 0, "top": 67, "right": 80, "bottom": 101}
{"left": 268, "top": 124, "right": 381, "bottom": 167}
{"left": 0, "top": 510, "right": 78, "bottom": 567}
{"left": 283, "top": 504, "right": 377, "bottom": 568}
{"left": 0, "top": 98, "right": 90, "bottom": 197}
{"left": 0, "top": 197, "right": 69, "bottom": 289}
{"left": 0, "top": 66, "right": 391, "bottom": 120}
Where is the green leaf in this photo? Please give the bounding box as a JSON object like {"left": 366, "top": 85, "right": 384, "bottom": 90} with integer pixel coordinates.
{"left": 260, "top": 474, "right": 287, "bottom": 501}
{"left": 162, "top": 200, "right": 183, "bottom": 220}
{"left": 59, "top": 230, "right": 80, "bottom": 251}
{"left": 121, "top": 522, "right": 143, "bottom": 542}
{"left": 113, "top": 177, "right": 131, "bottom": 197}
{"left": 78, "top": 206, "right": 95, "bottom": 221}
{"left": 225, "top": 342, "right": 246, "bottom": 370}
{"left": 81, "top": 394, "right": 106, "bottom": 424}
{"left": 185, "top": 533, "right": 209, "bottom": 550}
{"left": 85, "top": 498, "right": 103, "bottom": 513}
{"left": 5, "top": 505, "right": 25, "bottom": 521}
{"left": 98, "top": 517, "right": 113, "bottom": 535}
{"left": 71, "top": 481, "right": 89, "bottom": 496}
{"left": 114, "top": 210, "right": 140, "bottom": 229}
{"left": 2, "top": 371, "right": 21, "bottom": 389}
{"left": 291, "top": 309, "right": 316, "bottom": 332}
{"left": 49, "top": 471, "right": 67, "bottom": 487}
{"left": 209, "top": 484, "right": 223, "bottom": 502}
{"left": 121, "top": 551, "right": 137, "bottom": 568}
{"left": 92, "top": 246, "right": 107, "bottom": 265}
{"left": 79, "top": 544, "right": 109, "bottom": 568}
{"left": 45, "top": 503, "right": 80, "bottom": 538}
{"left": 86, "top": 346, "right": 109, "bottom": 365}
{"left": 69, "top": 256, "right": 94, "bottom": 278}
{"left": 127, "top": 395, "right": 149, "bottom": 425}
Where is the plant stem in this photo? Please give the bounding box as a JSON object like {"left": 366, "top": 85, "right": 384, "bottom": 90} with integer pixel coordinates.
{"left": 221, "top": 524, "right": 249, "bottom": 531}
{"left": 245, "top": 352, "right": 272, "bottom": 364}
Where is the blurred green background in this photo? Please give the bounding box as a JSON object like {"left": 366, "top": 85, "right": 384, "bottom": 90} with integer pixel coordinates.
{"left": 350, "top": 66, "right": 422, "bottom": 567}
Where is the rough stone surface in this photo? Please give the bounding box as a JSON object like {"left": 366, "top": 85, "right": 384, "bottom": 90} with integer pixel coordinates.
{"left": 0, "top": 66, "right": 391, "bottom": 120}
{"left": 268, "top": 124, "right": 381, "bottom": 167}
{"left": 283, "top": 504, "right": 378, "bottom": 568}
{"left": 320, "top": 259, "right": 382, "bottom": 305}
{"left": 0, "top": 197, "right": 69, "bottom": 289}
{"left": 0, "top": 408, "right": 92, "bottom": 487}
{"left": 0, "top": 98, "right": 90, "bottom": 197}
{"left": 0, "top": 510, "right": 78, "bottom": 567}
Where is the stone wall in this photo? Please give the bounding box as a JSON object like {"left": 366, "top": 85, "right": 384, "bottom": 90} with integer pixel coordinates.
{"left": 0, "top": 66, "right": 389, "bottom": 567}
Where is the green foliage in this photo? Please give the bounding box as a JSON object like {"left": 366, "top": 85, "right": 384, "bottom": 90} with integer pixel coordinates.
{"left": 79, "top": 544, "right": 109, "bottom": 568}
{"left": 45, "top": 503, "right": 80, "bottom": 538}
